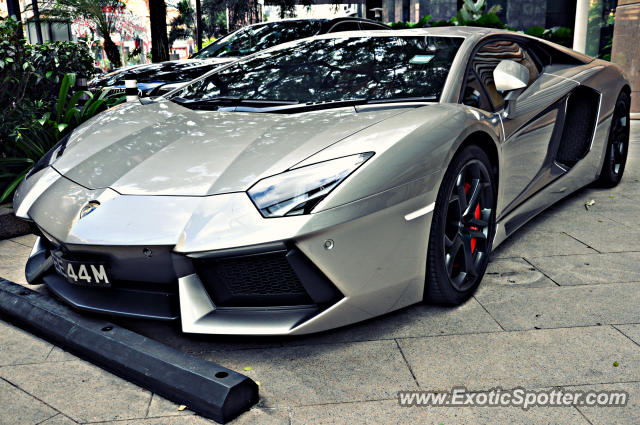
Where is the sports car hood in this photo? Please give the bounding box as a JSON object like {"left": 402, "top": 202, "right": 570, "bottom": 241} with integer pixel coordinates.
{"left": 89, "top": 58, "right": 235, "bottom": 87}
{"left": 52, "top": 100, "right": 410, "bottom": 196}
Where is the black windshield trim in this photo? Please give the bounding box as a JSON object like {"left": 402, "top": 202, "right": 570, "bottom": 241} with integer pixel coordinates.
{"left": 200, "top": 97, "right": 435, "bottom": 113}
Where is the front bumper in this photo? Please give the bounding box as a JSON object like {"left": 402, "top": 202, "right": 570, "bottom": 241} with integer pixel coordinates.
{"left": 17, "top": 168, "right": 438, "bottom": 335}
{"left": 28, "top": 235, "right": 343, "bottom": 334}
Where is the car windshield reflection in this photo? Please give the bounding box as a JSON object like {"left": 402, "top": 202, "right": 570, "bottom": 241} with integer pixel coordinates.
{"left": 172, "top": 35, "right": 464, "bottom": 111}
{"left": 193, "top": 20, "right": 324, "bottom": 59}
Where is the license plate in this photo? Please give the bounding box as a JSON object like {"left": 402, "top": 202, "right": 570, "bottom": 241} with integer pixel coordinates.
{"left": 51, "top": 251, "right": 111, "bottom": 287}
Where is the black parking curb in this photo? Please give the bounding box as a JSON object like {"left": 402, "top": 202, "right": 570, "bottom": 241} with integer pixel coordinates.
{"left": 0, "top": 278, "right": 259, "bottom": 424}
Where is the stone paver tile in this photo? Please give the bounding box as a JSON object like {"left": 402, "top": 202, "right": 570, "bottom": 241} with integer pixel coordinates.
{"left": 397, "top": 326, "right": 640, "bottom": 390}
{"left": 0, "top": 378, "right": 58, "bottom": 425}
{"left": 569, "top": 382, "right": 640, "bottom": 425}
{"left": 147, "top": 394, "right": 194, "bottom": 418}
{"left": 492, "top": 229, "right": 594, "bottom": 259}
{"left": 0, "top": 360, "right": 151, "bottom": 423}
{"left": 290, "top": 398, "right": 589, "bottom": 425}
{"left": 282, "top": 298, "right": 501, "bottom": 346}
{"left": 527, "top": 194, "right": 640, "bottom": 253}
{"left": 0, "top": 256, "right": 29, "bottom": 286}
{"left": 202, "top": 340, "right": 417, "bottom": 407}
{"left": 609, "top": 174, "right": 640, "bottom": 199}
{"left": 527, "top": 252, "right": 640, "bottom": 285}
{"left": 97, "top": 417, "right": 215, "bottom": 424}
{"left": 232, "top": 407, "right": 290, "bottom": 425}
{"left": 0, "top": 320, "right": 53, "bottom": 366}
{"left": 8, "top": 234, "right": 37, "bottom": 248}
{"left": 0, "top": 240, "right": 32, "bottom": 256}
{"left": 563, "top": 217, "right": 640, "bottom": 253}
{"left": 45, "top": 347, "right": 77, "bottom": 363}
{"left": 38, "top": 414, "right": 77, "bottom": 425}
{"left": 475, "top": 282, "right": 640, "bottom": 330}
{"left": 148, "top": 394, "right": 288, "bottom": 424}
{"left": 0, "top": 240, "right": 31, "bottom": 286}
{"left": 479, "top": 258, "right": 556, "bottom": 289}
{"left": 614, "top": 324, "right": 640, "bottom": 347}
{"left": 578, "top": 192, "right": 640, "bottom": 228}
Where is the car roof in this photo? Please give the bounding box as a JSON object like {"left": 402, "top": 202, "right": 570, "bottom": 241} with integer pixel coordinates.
{"left": 327, "top": 16, "right": 389, "bottom": 25}
{"left": 243, "top": 17, "right": 389, "bottom": 28}
{"left": 309, "top": 26, "right": 495, "bottom": 41}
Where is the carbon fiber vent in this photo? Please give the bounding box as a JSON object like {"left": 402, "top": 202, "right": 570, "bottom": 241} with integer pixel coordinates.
{"left": 216, "top": 253, "right": 307, "bottom": 296}
{"left": 194, "top": 251, "right": 314, "bottom": 307}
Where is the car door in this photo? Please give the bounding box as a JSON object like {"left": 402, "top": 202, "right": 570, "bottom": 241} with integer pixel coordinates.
{"left": 462, "top": 38, "right": 577, "bottom": 218}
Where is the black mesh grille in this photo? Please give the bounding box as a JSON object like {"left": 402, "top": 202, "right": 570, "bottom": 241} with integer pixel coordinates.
{"left": 194, "top": 251, "right": 313, "bottom": 307}
{"left": 216, "top": 254, "right": 306, "bottom": 296}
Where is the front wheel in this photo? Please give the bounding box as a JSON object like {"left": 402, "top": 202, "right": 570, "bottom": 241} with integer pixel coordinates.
{"left": 425, "top": 145, "right": 496, "bottom": 305}
{"left": 595, "top": 91, "right": 630, "bottom": 188}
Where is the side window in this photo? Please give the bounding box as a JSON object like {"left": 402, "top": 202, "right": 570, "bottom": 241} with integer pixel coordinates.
{"left": 329, "top": 22, "right": 361, "bottom": 32}
{"left": 360, "top": 23, "right": 387, "bottom": 30}
{"left": 468, "top": 40, "right": 541, "bottom": 111}
{"left": 462, "top": 71, "right": 492, "bottom": 111}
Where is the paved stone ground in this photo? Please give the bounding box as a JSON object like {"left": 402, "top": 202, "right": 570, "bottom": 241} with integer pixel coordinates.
{"left": 1, "top": 122, "right": 639, "bottom": 424}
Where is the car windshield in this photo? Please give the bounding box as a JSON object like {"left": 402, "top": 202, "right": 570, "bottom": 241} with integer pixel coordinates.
{"left": 172, "top": 35, "right": 464, "bottom": 106}
{"left": 192, "top": 20, "right": 324, "bottom": 59}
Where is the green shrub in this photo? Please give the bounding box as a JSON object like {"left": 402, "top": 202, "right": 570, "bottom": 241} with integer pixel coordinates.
{"left": 524, "top": 25, "right": 545, "bottom": 38}
{"left": 467, "top": 12, "right": 506, "bottom": 29}
{"left": 0, "top": 73, "right": 124, "bottom": 201}
{"left": 0, "top": 17, "right": 104, "bottom": 202}
{"left": 548, "top": 26, "right": 572, "bottom": 48}
{"left": 524, "top": 25, "right": 573, "bottom": 48}
{"left": 390, "top": 15, "right": 432, "bottom": 30}
{"left": 28, "top": 41, "right": 96, "bottom": 97}
{"left": 0, "top": 18, "right": 96, "bottom": 123}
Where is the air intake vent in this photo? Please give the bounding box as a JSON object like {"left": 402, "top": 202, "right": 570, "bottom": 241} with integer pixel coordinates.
{"left": 194, "top": 251, "right": 313, "bottom": 307}
{"left": 556, "top": 86, "right": 600, "bottom": 167}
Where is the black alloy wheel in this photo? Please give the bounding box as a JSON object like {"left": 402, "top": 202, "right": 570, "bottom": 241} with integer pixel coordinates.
{"left": 596, "top": 91, "right": 630, "bottom": 187}
{"left": 425, "top": 145, "right": 496, "bottom": 305}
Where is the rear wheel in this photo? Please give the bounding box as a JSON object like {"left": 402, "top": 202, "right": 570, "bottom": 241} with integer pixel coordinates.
{"left": 596, "top": 91, "right": 630, "bottom": 188}
{"left": 425, "top": 145, "right": 496, "bottom": 305}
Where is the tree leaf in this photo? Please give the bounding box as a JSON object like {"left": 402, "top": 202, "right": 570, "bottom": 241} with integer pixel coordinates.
{"left": 0, "top": 170, "right": 29, "bottom": 203}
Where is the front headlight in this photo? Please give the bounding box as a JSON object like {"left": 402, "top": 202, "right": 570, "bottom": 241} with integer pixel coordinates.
{"left": 25, "top": 133, "right": 71, "bottom": 180}
{"left": 248, "top": 152, "right": 373, "bottom": 218}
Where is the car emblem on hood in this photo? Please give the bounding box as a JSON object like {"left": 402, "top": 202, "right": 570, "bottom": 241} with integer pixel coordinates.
{"left": 80, "top": 201, "right": 100, "bottom": 219}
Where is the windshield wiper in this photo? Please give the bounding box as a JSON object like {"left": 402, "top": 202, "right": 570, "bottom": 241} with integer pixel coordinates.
{"left": 229, "top": 97, "right": 435, "bottom": 113}
{"left": 171, "top": 96, "right": 299, "bottom": 110}
{"left": 229, "top": 98, "right": 369, "bottom": 114}
{"left": 171, "top": 96, "right": 436, "bottom": 113}
{"left": 366, "top": 96, "right": 437, "bottom": 104}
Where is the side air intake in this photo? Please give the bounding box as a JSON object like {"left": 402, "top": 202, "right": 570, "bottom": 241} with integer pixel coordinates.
{"left": 556, "top": 86, "right": 600, "bottom": 167}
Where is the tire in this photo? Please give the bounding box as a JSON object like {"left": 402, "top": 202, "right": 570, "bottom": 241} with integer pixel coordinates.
{"left": 595, "top": 91, "right": 630, "bottom": 188}
{"left": 425, "top": 145, "right": 496, "bottom": 305}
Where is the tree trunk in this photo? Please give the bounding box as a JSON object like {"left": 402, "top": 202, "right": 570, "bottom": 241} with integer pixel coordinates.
{"left": 195, "top": 0, "right": 203, "bottom": 51}
{"left": 6, "top": 0, "right": 24, "bottom": 39}
{"left": 103, "top": 34, "right": 122, "bottom": 69}
{"left": 149, "top": 0, "right": 169, "bottom": 62}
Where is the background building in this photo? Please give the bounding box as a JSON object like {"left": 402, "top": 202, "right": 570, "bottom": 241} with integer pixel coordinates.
{"left": 611, "top": 0, "right": 640, "bottom": 116}
{"left": 381, "top": 0, "right": 597, "bottom": 32}
{"left": 2, "top": 0, "right": 639, "bottom": 112}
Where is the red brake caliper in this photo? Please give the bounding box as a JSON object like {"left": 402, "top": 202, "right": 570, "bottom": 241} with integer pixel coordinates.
{"left": 464, "top": 183, "right": 481, "bottom": 253}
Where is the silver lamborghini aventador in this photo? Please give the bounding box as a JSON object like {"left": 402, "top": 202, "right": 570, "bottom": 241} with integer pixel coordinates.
{"left": 15, "top": 27, "right": 631, "bottom": 335}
